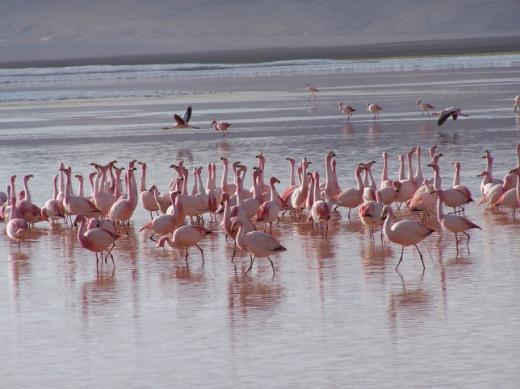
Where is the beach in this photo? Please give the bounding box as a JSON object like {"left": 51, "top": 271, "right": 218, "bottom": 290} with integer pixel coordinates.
{"left": 1, "top": 53, "right": 520, "bottom": 387}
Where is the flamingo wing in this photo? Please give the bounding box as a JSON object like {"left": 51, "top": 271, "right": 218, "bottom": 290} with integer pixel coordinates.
{"left": 455, "top": 186, "right": 472, "bottom": 201}
{"left": 256, "top": 202, "right": 270, "bottom": 221}
{"left": 437, "top": 108, "right": 455, "bottom": 126}
{"left": 183, "top": 106, "right": 192, "bottom": 123}
{"left": 174, "top": 114, "right": 186, "bottom": 126}
{"left": 460, "top": 216, "right": 482, "bottom": 230}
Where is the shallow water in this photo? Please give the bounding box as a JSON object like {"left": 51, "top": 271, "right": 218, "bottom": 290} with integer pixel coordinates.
{"left": 1, "top": 58, "right": 520, "bottom": 387}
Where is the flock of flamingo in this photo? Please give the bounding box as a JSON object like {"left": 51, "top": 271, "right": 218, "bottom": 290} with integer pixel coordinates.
{"left": 1, "top": 136, "right": 520, "bottom": 274}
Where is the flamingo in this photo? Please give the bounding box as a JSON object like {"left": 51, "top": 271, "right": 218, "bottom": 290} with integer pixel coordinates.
{"left": 514, "top": 95, "right": 520, "bottom": 112}
{"left": 435, "top": 191, "right": 481, "bottom": 253}
{"left": 256, "top": 177, "right": 283, "bottom": 234}
{"left": 495, "top": 168, "right": 520, "bottom": 216}
{"left": 485, "top": 174, "right": 516, "bottom": 207}
{"left": 211, "top": 120, "right": 231, "bottom": 136}
{"left": 338, "top": 102, "right": 355, "bottom": 121}
{"left": 41, "top": 175, "right": 65, "bottom": 224}
{"left": 76, "top": 215, "right": 118, "bottom": 267}
{"left": 162, "top": 106, "right": 199, "bottom": 129}
{"left": 307, "top": 83, "right": 318, "bottom": 101}
{"left": 382, "top": 206, "right": 434, "bottom": 270}
{"left": 335, "top": 165, "right": 364, "bottom": 219}
{"left": 108, "top": 167, "right": 138, "bottom": 232}
{"left": 436, "top": 107, "right": 469, "bottom": 127}
{"left": 60, "top": 166, "right": 101, "bottom": 218}
{"left": 16, "top": 174, "right": 43, "bottom": 225}
{"left": 366, "top": 103, "right": 382, "bottom": 120}
{"left": 232, "top": 218, "right": 286, "bottom": 275}
{"left": 6, "top": 185, "right": 29, "bottom": 251}
{"left": 157, "top": 225, "right": 212, "bottom": 265}
{"left": 138, "top": 162, "right": 159, "bottom": 219}
{"left": 482, "top": 150, "right": 503, "bottom": 194}
{"left": 290, "top": 158, "right": 310, "bottom": 216}
{"left": 416, "top": 100, "right": 434, "bottom": 116}
{"left": 359, "top": 189, "right": 386, "bottom": 241}
{"left": 394, "top": 150, "right": 416, "bottom": 208}
{"left": 311, "top": 172, "right": 331, "bottom": 238}
{"left": 140, "top": 191, "right": 185, "bottom": 240}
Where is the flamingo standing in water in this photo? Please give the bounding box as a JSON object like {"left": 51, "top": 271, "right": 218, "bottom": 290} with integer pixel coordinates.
{"left": 383, "top": 206, "right": 434, "bottom": 270}
{"left": 310, "top": 172, "right": 331, "bottom": 238}
{"left": 416, "top": 100, "right": 435, "bottom": 116}
{"left": 335, "top": 165, "right": 365, "bottom": 219}
{"left": 41, "top": 175, "right": 65, "bottom": 224}
{"left": 157, "top": 225, "right": 212, "bottom": 265}
{"left": 211, "top": 120, "right": 231, "bottom": 136}
{"left": 232, "top": 218, "right": 286, "bottom": 275}
{"left": 307, "top": 83, "right": 318, "bottom": 101}
{"left": 366, "top": 103, "right": 382, "bottom": 120}
{"left": 256, "top": 177, "right": 283, "bottom": 234}
{"left": 338, "top": 102, "right": 355, "bottom": 121}
{"left": 514, "top": 96, "right": 520, "bottom": 112}
{"left": 140, "top": 191, "right": 184, "bottom": 240}
{"left": 435, "top": 191, "right": 481, "bottom": 253}
{"left": 76, "top": 215, "right": 119, "bottom": 267}
{"left": 138, "top": 162, "right": 159, "bottom": 219}
{"left": 109, "top": 167, "right": 138, "bottom": 233}
{"left": 6, "top": 185, "right": 29, "bottom": 251}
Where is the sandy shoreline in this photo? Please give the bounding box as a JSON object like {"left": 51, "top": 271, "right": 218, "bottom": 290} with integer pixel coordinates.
{"left": 1, "top": 36, "right": 519, "bottom": 69}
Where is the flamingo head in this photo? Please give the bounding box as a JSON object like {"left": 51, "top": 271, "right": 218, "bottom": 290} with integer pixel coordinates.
{"left": 416, "top": 99, "right": 421, "bottom": 106}
{"left": 382, "top": 205, "right": 393, "bottom": 218}
{"left": 24, "top": 174, "right": 34, "bottom": 182}
{"left": 220, "top": 157, "right": 228, "bottom": 164}
{"left": 270, "top": 177, "right": 280, "bottom": 185}
{"left": 286, "top": 157, "right": 295, "bottom": 164}
{"left": 138, "top": 161, "right": 147, "bottom": 169}
{"left": 392, "top": 181, "right": 402, "bottom": 192}
{"left": 476, "top": 170, "right": 489, "bottom": 178}
{"left": 452, "top": 161, "right": 461, "bottom": 169}
{"left": 482, "top": 149, "right": 491, "bottom": 159}
{"left": 211, "top": 120, "right": 217, "bottom": 125}
{"left": 355, "top": 166, "right": 364, "bottom": 176}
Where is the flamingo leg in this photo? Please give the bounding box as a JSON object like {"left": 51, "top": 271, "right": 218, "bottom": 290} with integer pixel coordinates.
{"left": 195, "top": 244, "right": 204, "bottom": 264}
{"left": 395, "top": 246, "right": 405, "bottom": 270}
{"left": 463, "top": 232, "right": 471, "bottom": 253}
{"left": 245, "top": 256, "right": 255, "bottom": 274}
{"left": 267, "top": 256, "right": 275, "bottom": 275}
{"left": 347, "top": 208, "right": 351, "bottom": 220}
{"left": 414, "top": 244, "right": 425, "bottom": 270}
{"left": 455, "top": 233, "right": 459, "bottom": 254}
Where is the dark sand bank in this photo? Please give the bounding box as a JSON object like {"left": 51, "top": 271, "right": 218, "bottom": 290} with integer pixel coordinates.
{"left": 2, "top": 36, "right": 519, "bottom": 69}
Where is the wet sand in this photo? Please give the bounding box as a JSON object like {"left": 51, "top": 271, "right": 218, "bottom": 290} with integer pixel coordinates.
{"left": 1, "top": 62, "right": 520, "bottom": 387}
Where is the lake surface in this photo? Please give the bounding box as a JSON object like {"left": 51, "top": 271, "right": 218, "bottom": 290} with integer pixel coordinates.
{"left": 1, "top": 55, "right": 520, "bottom": 387}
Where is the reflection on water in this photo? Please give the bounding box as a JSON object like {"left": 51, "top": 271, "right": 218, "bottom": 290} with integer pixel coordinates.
{"left": 1, "top": 65, "right": 520, "bottom": 387}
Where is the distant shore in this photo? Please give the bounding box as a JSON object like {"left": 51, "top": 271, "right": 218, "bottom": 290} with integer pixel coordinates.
{"left": 1, "top": 36, "right": 519, "bottom": 69}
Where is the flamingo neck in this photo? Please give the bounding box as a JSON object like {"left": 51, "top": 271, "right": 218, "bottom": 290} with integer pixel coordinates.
{"left": 23, "top": 178, "right": 32, "bottom": 204}
{"left": 433, "top": 167, "right": 442, "bottom": 190}
{"left": 383, "top": 211, "right": 393, "bottom": 240}
{"left": 198, "top": 171, "right": 206, "bottom": 194}
{"left": 436, "top": 195, "right": 445, "bottom": 223}
{"left": 355, "top": 170, "right": 364, "bottom": 191}
{"left": 289, "top": 162, "right": 296, "bottom": 187}
{"left": 313, "top": 175, "right": 320, "bottom": 202}
{"left": 453, "top": 165, "right": 461, "bottom": 186}
{"left": 382, "top": 154, "right": 389, "bottom": 185}
{"left": 407, "top": 153, "right": 414, "bottom": 181}
{"left": 77, "top": 178, "right": 84, "bottom": 198}
{"left": 306, "top": 177, "right": 314, "bottom": 209}
{"left": 77, "top": 221, "right": 88, "bottom": 246}
{"left": 367, "top": 168, "right": 377, "bottom": 189}
{"left": 52, "top": 177, "right": 58, "bottom": 200}
{"left": 398, "top": 157, "right": 405, "bottom": 181}
{"left": 221, "top": 162, "right": 228, "bottom": 189}
{"left": 486, "top": 157, "right": 494, "bottom": 180}
{"left": 416, "top": 150, "right": 423, "bottom": 181}
{"left": 270, "top": 181, "right": 279, "bottom": 202}
{"left": 140, "top": 166, "right": 147, "bottom": 192}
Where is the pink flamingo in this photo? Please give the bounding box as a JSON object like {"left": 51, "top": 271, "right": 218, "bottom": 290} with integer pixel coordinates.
{"left": 366, "top": 103, "right": 382, "bottom": 120}
{"left": 140, "top": 191, "right": 185, "bottom": 240}
{"left": 416, "top": 100, "right": 434, "bottom": 116}
{"left": 138, "top": 162, "right": 160, "bottom": 219}
{"left": 157, "top": 225, "right": 212, "bottom": 265}
{"left": 290, "top": 158, "right": 310, "bottom": 215}
{"left": 60, "top": 166, "right": 101, "bottom": 218}
{"left": 216, "top": 192, "right": 255, "bottom": 262}
{"left": 335, "top": 165, "right": 364, "bottom": 219}
{"left": 108, "top": 167, "right": 137, "bottom": 232}
{"left": 232, "top": 219, "right": 286, "bottom": 275}
{"left": 413, "top": 146, "right": 424, "bottom": 188}
{"left": 256, "top": 177, "right": 283, "bottom": 234}
{"left": 6, "top": 185, "right": 29, "bottom": 251}
{"left": 16, "top": 174, "right": 43, "bottom": 225}
{"left": 435, "top": 107, "right": 469, "bottom": 126}
{"left": 338, "top": 102, "right": 355, "bottom": 121}
{"left": 435, "top": 191, "right": 481, "bottom": 253}
{"left": 76, "top": 215, "right": 118, "bottom": 267}
{"left": 307, "top": 83, "right": 318, "bottom": 101}
{"left": 495, "top": 168, "right": 520, "bottom": 215}
{"left": 41, "top": 175, "right": 65, "bottom": 224}
{"left": 514, "top": 95, "right": 520, "bottom": 112}
{"left": 359, "top": 189, "right": 385, "bottom": 241}
{"left": 383, "top": 206, "right": 434, "bottom": 270}
{"left": 162, "top": 106, "right": 200, "bottom": 129}
{"left": 211, "top": 120, "right": 231, "bottom": 136}
{"left": 311, "top": 172, "right": 331, "bottom": 238}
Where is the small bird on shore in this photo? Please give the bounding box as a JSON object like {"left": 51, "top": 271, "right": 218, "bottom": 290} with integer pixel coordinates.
{"left": 211, "top": 120, "right": 231, "bottom": 136}
{"left": 307, "top": 83, "right": 319, "bottom": 101}
{"left": 416, "top": 100, "right": 435, "bottom": 116}
{"left": 435, "top": 107, "right": 469, "bottom": 127}
{"left": 338, "top": 102, "right": 355, "bottom": 121}
{"left": 366, "top": 103, "right": 382, "bottom": 120}
{"left": 162, "top": 106, "right": 200, "bottom": 129}
{"left": 514, "top": 95, "right": 520, "bottom": 112}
